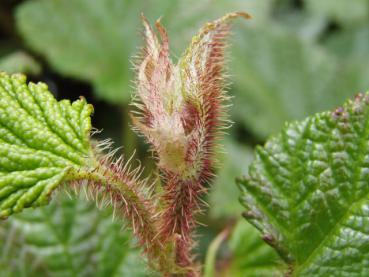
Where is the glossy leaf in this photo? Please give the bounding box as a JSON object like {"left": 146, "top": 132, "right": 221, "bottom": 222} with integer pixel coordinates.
{"left": 238, "top": 93, "right": 369, "bottom": 275}
{"left": 0, "top": 72, "right": 93, "bottom": 218}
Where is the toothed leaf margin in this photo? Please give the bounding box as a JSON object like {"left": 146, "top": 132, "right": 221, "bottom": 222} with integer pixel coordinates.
{"left": 0, "top": 72, "right": 94, "bottom": 218}
{"left": 239, "top": 92, "right": 369, "bottom": 276}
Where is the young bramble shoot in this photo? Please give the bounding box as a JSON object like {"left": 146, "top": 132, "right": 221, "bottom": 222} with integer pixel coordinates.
{"left": 6, "top": 9, "right": 368, "bottom": 277}
{"left": 0, "top": 12, "right": 250, "bottom": 276}
{"left": 132, "top": 12, "right": 251, "bottom": 273}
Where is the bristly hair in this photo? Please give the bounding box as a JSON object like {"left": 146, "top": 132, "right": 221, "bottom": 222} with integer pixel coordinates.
{"left": 131, "top": 12, "right": 251, "bottom": 275}
{"left": 62, "top": 140, "right": 176, "bottom": 273}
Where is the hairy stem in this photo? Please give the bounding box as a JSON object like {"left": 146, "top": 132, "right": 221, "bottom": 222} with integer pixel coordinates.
{"left": 67, "top": 166, "right": 174, "bottom": 273}
{"left": 130, "top": 12, "right": 250, "bottom": 275}
{"left": 159, "top": 177, "right": 205, "bottom": 276}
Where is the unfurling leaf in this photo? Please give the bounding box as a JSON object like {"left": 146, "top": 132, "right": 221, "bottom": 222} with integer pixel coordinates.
{"left": 132, "top": 13, "right": 250, "bottom": 271}
{"left": 238, "top": 93, "right": 369, "bottom": 276}
{"left": 0, "top": 72, "right": 94, "bottom": 218}
{"left": 133, "top": 12, "right": 251, "bottom": 181}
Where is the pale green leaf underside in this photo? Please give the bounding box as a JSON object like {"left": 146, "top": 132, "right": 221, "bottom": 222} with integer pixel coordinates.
{"left": 0, "top": 72, "right": 93, "bottom": 218}
{"left": 0, "top": 195, "right": 151, "bottom": 277}
{"left": 0, "top": 51, "right": 41, "bottom": 75}
{"left": 238, "top": 93, "right": 369, "bottom": 276}
{"left": 224, "top": 220, "right": 283, "bottom": 276}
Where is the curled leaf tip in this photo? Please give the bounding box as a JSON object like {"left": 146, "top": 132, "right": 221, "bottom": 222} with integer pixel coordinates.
{"left": 226, "top": 11, "right": 252, "bottom": 20}
{"left": 133, "top": 12, "right": 252, "bottom": 178}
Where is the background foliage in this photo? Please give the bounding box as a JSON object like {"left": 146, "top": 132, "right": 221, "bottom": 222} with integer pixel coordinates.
{"left": 1, "top": 0, "right": 369, "bottom": 275}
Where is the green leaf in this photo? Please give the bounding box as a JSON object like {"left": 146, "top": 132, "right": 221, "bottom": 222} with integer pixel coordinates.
{"left": 238, "top": 93, "right": 369, "bottom": 276}
{"left": 0, "top": 195, "right": 152, "bottom": 276}
{"left": 325, "top": 24, "right": 369, "bottom": 60}
{"left": 0, "top": 72, "right": 93, "bottom": 218}
{"left": 0, "top": 51, "right": 41, "bottom": 75}
{"left": 16, "top": 0, "right": 270, "bottom": 104}
{"left": 208, "top": 140, "right": 254, "bottom": 219}
{"left": 16, "top": 0, "right": 139, "bottom": 103}
{"left": 222, "top": 220, "right": 283, "bottom": 276}
{"left": 323, "top": 24, "right": 369, "bottom": 95}
{"left": 14, "top": 0, "right": 206, "bottom": 103}
{"left": 231, "top": 25, "right": 355, "bottom": 139}
{"left": 306, "top": 0, "right": 369, "bottom": 26}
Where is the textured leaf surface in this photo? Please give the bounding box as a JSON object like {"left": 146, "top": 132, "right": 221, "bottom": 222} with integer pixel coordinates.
{"left": 238, "top": 93, "right": 369, "bottom": 276}
{"left": 222, "top": 220, "right": 282, "bottom": 277}
{"left": 0, "top": 72, "right": 93, "bottom": 218}
{"left": 0, "top": 195, "right": 151, "bottom": 277}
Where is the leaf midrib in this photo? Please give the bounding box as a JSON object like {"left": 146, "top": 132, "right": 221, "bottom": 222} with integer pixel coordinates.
{"left": 295, "top": 192, "right": 369, "bottom": 275}
{"left": 295, "top": 104, "right": 369, "bottom": 275}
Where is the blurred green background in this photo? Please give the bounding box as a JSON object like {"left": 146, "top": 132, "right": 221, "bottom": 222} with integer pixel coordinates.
{"left": 1, "top": 0, "right": 368, "bottom": 276}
